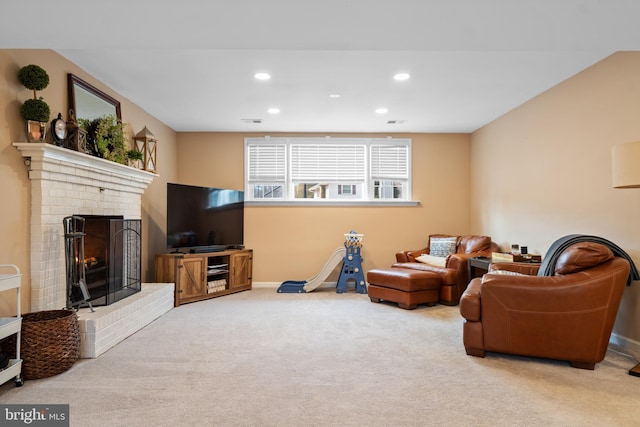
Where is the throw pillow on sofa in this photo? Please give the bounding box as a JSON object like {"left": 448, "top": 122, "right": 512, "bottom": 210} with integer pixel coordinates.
{"left": 430, "top": 237, "right": 458, "bottom": 257}
{"left": 415, "top": 254, "right": 448, "bottom": 267}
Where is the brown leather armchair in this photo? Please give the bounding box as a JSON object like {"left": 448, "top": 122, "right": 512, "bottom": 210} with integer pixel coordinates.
{"left": 394, "top": 234, "right": 499, "bottom": 305}
{"left": 459, "top": 242, "right": 630, "bottom": 369}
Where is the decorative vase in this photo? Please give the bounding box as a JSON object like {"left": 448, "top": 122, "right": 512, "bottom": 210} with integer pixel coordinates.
{"left": 26, "top": 120, "right": 46, "bottom": 142}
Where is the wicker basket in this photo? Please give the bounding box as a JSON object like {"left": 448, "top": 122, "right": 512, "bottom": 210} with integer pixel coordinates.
{"left": 20, "top": 309, "right": 80, "bottom": 380}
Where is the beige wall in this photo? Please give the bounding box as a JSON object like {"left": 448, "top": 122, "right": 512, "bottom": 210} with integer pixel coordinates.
{"left": 177, "top": 132, "right": 471, "bottom": 282}
{"left": 471, "top": 52, "right": 640, "bottom": 351}
{"left": 0, "top": 49, "right": 178, "bottom": 316}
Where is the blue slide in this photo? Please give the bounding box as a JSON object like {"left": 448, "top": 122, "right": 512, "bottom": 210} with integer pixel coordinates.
{"left": 277, "top": 247, "right": 346, "bottom": 293}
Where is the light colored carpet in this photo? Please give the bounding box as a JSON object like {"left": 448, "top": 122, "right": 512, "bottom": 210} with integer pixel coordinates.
{"left": 1, "top": 287, "right": 639, "bottom": 427}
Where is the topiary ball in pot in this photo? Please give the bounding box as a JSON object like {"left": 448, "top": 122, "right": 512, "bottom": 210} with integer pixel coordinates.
{"left": 18, "top": 64, "right": 50, "bottom": 96}
{"left": 20, "top": 98, "right": 51, "bottom": 122}
{"left": 18, "top": 64, "right": 51, "bottom": 141}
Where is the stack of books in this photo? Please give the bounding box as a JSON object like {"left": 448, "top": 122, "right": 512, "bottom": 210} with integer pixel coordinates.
{"left": 207, "top": 279, "right": 227, "bottom": 293}
{"left": 491, "top": 253, "right": 542, "bottom": 263}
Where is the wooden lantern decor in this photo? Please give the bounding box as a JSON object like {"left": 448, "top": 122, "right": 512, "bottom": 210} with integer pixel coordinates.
{"left": 65, "top": 109, "right": 89, "bottom": 154}
{"left": 134, "top": 126, "right": 157, "bottom": 173}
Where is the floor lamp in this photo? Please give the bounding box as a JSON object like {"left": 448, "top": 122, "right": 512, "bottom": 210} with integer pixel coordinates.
{"left": 612, "top": 140, "right": 640, "bottom": 377}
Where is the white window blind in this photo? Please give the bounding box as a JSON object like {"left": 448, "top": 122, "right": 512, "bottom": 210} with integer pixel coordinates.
{"left": 370, "top": 144, "right": 409, "bottom": 179}
{"left": 291, "top": 144, "right": 365, "bottom": 181}
{"left": 245, "top": 137, "right": 412, "bottom": 203}
{"left": 247, "top": 144, "right": 286, "bottom": 182}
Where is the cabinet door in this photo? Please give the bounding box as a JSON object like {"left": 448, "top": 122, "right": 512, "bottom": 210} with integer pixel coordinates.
{"left": 229, "top": 252, "right": 252, "bottom": 289}
{"left": 177, "top": 257, "right": 206, "bottom": 301}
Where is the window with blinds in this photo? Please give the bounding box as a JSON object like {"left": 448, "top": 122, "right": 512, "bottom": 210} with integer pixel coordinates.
{"left": 370, "top": 144, "right": 409, "bottom": 200}
{"left": 246, "top": 143, "right": 286, "bottom": 199}
{"left": 245, "top": 137, "right": 411, "bottom": 202}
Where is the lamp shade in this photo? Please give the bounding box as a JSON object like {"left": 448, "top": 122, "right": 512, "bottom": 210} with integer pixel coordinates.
{"left": 612, "top": 141, "right": 640, "bottom": 188}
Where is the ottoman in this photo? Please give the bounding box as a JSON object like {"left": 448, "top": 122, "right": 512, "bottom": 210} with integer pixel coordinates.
{"left": 367, "top": 268, "right": 442, "bottom": 309}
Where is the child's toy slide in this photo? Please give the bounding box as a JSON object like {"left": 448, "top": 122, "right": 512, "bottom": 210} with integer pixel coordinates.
{"left": 277, "top": 247, "right": 346, "bottom": 293}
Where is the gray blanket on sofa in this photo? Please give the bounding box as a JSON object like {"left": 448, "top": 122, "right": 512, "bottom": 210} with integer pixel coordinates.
{"left": 538, "top": 234, "right": 639, "bottom": 286}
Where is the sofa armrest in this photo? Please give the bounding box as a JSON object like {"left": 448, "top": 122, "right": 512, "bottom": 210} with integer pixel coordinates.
{"left": 445, "top": 253, "right": 473, "bottom": 268}
{"left": 489, "top": 262, "right": 541, "bottom": 276}
{"left": 446, "top": 252, "right": 478, "bottom": 280}
{"left": 396, "top": 248, "right": 428, "bottom": 263}
{"left": 459, "top": 278, "right": 482, "bottom": 321}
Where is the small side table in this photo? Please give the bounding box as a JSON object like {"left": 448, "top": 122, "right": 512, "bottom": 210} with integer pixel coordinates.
{"left": 468, "top": 257, "right": 491, "bottom": 280}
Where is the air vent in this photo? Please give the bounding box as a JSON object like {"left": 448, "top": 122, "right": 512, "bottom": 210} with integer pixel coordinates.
{"left": 386, "top": 120, "right": 405, "bottom": 124}
{"left": 241, "top": 119, "right": 263, "bottom": 124}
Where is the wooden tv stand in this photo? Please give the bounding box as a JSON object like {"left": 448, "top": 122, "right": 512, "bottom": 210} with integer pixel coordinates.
{"left": 155, "top": 249, "right": 252, "bottom": 307}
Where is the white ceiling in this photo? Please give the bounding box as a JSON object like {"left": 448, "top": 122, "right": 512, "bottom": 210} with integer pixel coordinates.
{"left": 3, "top": 1, "right": 640, "bottom": 133}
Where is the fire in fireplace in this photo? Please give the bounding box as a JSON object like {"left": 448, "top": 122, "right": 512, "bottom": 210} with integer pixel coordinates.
{"left": 68, "top": 215, "right": 142, "bottom": 307}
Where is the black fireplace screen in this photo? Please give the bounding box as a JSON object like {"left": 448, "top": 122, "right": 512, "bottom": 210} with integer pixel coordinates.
{"left": 66, "top": 215, "right": 142, "bottom": 307}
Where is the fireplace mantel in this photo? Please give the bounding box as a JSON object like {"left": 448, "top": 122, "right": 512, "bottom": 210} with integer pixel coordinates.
{"left": 13, "top": 142, "right": 156, "bottom": 193}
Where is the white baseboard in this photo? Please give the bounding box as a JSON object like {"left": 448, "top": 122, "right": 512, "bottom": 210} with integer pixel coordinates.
{"left": 252, "top": 282, "right": 337, "bottom": 289}
{"left": 251, "top": 282, "right": 279, "bottom": 288}
{"left": 610, "top": 332, "right": 640, "bottom": 360}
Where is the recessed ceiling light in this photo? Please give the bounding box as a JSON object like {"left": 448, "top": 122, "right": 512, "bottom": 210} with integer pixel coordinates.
{"left": 329, "top": 93, "right": 341, "bottom": 99}
{"left": 267, "top": 108, "right": 280, "bottom": 114}
{"left": 254, "top": 72, "right": 271, "bottom": 80}
{"left": 376, "top": 108, "right": 388, "bottom": 114}
{"left": 393, "top": 73, "right": 410, "bottom": 81}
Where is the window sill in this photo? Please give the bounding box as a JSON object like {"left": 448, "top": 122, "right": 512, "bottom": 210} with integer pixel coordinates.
{"left": 245, "top": 200, "right": 420, "bottom": 207}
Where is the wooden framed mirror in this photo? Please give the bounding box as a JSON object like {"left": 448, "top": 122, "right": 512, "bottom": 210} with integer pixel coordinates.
{"left": 67, "top": 73, "right": 121, "bottom": 122}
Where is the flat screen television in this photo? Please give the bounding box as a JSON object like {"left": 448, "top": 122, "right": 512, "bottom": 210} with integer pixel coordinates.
{"left": 166, "top": 183, "right": 244, "bottom": 252}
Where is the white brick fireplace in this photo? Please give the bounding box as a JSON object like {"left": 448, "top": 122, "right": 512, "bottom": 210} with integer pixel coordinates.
{"left": 13, "top": 143, "right": 173, "bottom": 357}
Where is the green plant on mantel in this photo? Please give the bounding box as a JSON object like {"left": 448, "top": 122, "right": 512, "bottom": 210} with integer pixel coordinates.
{"left": 79, "top": 114, "right": 128, "bottom": 165}
{"left": 126, "top": 148, "right": 143, "bottom": 168}
{"left": 18, "top": 64, "right": 50, "bottom": 122}
{"left": 126, "top": 149, "right": 143, "bottom": 161}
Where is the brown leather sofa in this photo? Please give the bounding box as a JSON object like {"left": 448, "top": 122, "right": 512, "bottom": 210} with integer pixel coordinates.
{"left": 459, "top": 242, "right": 630, "bottom": 369}
{"left": 394, "top": 234, "right": 499, "bottom": 305}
